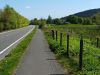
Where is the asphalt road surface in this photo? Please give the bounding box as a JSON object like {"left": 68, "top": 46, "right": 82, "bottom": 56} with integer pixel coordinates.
{"left": 15, "top": 29, "right": 67, "bottom": 75}
{"left": 0, "top": 25, "right": 35, "bottom": 60}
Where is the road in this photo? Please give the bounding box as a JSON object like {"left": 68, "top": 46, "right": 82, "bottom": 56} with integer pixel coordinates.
{"left": 0, "top": 25, "right": 35, "bottom": 60}
{"left": 15, "top": 29, "right": 66, "bottom": 75}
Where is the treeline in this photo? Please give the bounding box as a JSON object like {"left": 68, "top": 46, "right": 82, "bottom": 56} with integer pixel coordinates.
{"left": 0, "top": 5, "right": 29, "bottom": 31}
{"left": 30, "top": 18, "right": 46, "bottom": 28}
{"left": 30, "top": 15, "right": 64, "bottom": 27}
{"left": 65, "top": 15, "right": 93, "bottom": 25}
{"left": 30, "top": 12, "right": 100, "bottom": 27}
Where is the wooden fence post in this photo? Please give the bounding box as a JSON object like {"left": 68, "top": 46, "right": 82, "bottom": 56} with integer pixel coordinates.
{"left": 56, "top": 31, "right": 58, "bottom": 41}
{"left": 97, "top": 38, "right": 99, "bottom": 48}
{"left": 79, "top": 36, "right": 83, "bottom": 70}
{"left": 60, "top": 33, "right": 63, "bottom": 46}
{"left": 67, "top": 33, "right": 69, "bottom": 58}
{"left": 51, "top": 30, "right": 55, "bottom": 40}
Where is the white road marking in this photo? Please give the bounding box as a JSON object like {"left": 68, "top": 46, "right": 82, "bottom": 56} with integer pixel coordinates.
{"left": 0, "top": 26, "right": 35, "bottom": 54}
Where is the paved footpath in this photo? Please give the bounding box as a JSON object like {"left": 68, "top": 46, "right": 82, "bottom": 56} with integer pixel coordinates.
{"left": 14, "top": 29, "right": 67, "bottom": 75}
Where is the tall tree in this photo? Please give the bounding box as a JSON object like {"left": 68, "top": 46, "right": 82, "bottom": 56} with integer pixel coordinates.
{"left": 0, "top": 5, "right": 29, "bottom": 31}
{"left": 39, "top": 18, "right": 46, "bottom": 28}
{"left": 47, "top": 15, "right": 52, "bottom": 24}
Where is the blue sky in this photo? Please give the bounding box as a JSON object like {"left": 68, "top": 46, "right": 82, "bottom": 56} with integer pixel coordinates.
{"left": 0, "top": 0, "right": 100, "bottom": 20}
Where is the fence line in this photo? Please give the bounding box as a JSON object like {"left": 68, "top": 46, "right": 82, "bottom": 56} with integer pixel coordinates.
{"left": 50, "top": 30, "right": 100, "bottom": 71}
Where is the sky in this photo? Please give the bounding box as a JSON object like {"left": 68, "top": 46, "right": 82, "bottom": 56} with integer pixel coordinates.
{"left": 0, "top": 0, "right": 100, "bottom": 20}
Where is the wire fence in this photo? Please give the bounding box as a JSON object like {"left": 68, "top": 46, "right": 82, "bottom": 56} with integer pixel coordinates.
{"left": 48, "top": 30, "right": 100, "bottom": 71}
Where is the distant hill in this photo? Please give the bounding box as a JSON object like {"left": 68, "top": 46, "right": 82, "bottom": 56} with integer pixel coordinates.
{"left": 61, "top": 8, "right": 100, "bottom": 20}
{"left": 74, "top": 8, "right": 100, "bottom": 17}
{"left": 60, "top": 8, "right": 100, "bottom": 25}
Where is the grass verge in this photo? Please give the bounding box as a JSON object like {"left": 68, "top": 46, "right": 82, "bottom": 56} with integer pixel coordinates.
{"left": 0, "top": 28, "right": 36, "bottom": 75}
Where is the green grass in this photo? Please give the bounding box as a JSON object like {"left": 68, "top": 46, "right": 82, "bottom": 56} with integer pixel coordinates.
{"left": 48, "top": 24, "right": 100, "bottom": 39}
{"left": 0, "top": 28, "right": 36, "bottom": 75}
{"left": 44, "top": 24, "right": 100, "bottom": 75}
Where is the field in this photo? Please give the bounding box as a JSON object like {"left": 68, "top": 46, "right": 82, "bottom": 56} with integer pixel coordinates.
{"left": 44, "top": 24, "right": 100, "bottom": 75}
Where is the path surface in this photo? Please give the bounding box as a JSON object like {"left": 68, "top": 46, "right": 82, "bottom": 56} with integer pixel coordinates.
{"left": 15, "top": 29, "right": 66, "bottom": 75}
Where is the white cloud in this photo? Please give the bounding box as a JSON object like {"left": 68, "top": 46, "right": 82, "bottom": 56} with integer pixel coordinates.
{"left": 26, "top": 6, "right": 31, "bottom": 9}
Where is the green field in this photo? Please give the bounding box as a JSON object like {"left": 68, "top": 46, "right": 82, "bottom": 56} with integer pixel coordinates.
{"left": 44, "top": 24, "right": 100, "bottom": 75}
{"left": 48, "top": 24, "right": 100, "bottom": 38}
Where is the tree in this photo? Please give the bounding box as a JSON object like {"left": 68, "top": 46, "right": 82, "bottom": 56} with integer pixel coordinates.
{"left": 92, "top": 13, "right": 100, "bottom": 25}
{"left": 53, "top": 18, "right": 64, "bottom": 25}
{"left": 47, "top": 15, "right": 52, "bottom": 24}
{"left": 30, "top": 18, "right": 40, "bottom": 25}
{"left": 0, "top": 5, "right": 29, "bottom": 31}
{"left": 39, "top": 18, "right": 46, "bottom": 28}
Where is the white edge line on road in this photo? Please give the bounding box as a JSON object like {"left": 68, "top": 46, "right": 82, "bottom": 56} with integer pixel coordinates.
{"left": 0, "top": 26, "right": 35, "bottom": 54}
